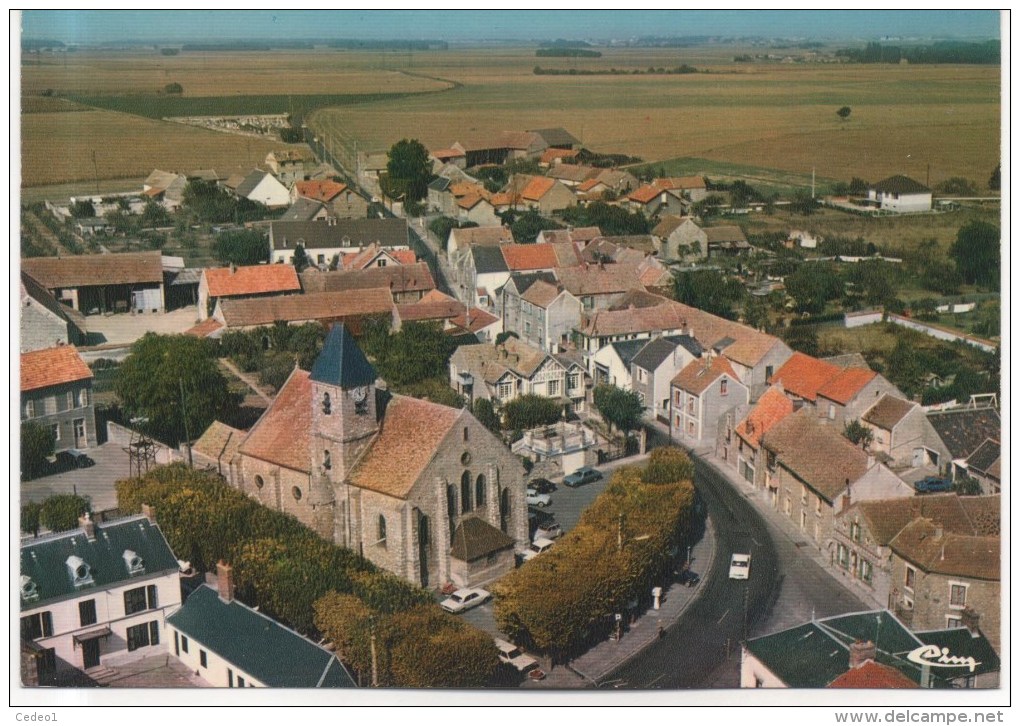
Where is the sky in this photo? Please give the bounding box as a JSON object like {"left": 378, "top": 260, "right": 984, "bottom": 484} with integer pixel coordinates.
{"left": 20, "top": 10, "right": 1002, "bottom": 44}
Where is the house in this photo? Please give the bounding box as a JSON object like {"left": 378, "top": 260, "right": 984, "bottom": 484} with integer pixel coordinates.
{"left": 21, "top": 345, "right": 98, "bottom": 452}
{"left": 868, "top": 175, "right": 932, "bottom": 213}
{"left": 627, "top": 185, "right": 687, "bottom": 218}
{"left": 528, "top": 127, "right": 582, "bottom": 150}
{"left": 652, "top": 216, "right": 707, "bottom": 261}
{"left": 429, "top": 146, "right": 467, "bottom": 169}
{"left": 758, "top": 409, "right": 912, "bottom": 546}
{"left": 771, "top": 352, "right": 901, "bottom": 425}
{"left": 198, "top": 264, "right": 301, "bottom": 320}
{"left": 23, "top": 251, "right": 166, "bottom": 315}
{"left": 788, "top": 229, "right": 821, "bottom": 249}
{"left": 219, "top": 325, "right": 528, "bottom": 589}
{"left": 446, "top": 306, "right": 502, "bottom": 344}
{"left": 214, "top": 288, "right": 395, "bottom": 333}
{"left": 166, "top": 564, "right": 355, "bottom": 688}
{"left": 394, "top": 290, "right": 480, "bottom": 331}
{"left": 459, "top": 131, "right": 548, "bottom": 166}
{"left": 455, "top": 244, "right": 510, "bottom": 308}
{"left": 75, "top": 217, "right": 115, "bottom": 237}
{"left": 926, "top": 405, "right": 1000, "bottom": 481}
{"left": 456, "top": 193, "right": 501, "bottom": 227}
{"left": 545, "top": 164, "right": 600, "bottom": 188}
{"left": 725, "top": 384, "right": 794, "bottom": 487}
{"left": 338, "top": 244, "right": 417, "bottom": 271}
{"left": 538, "top": 147, "right": 580, "bottom": 167}
{"left": 265, "top": 149, "right": 314, "bottom": 186}
{"left": 591, "top": 338, "right": 649, "bottom": 391}
{"left": 556, "top": 262, "right": 646, "bottom": 313}
{"left": 861, "top": 394, "right": 950, "bottom": 471}
{"left": 741, "top": 609, "right": 999, "bottom": 689}
{"left": 446, "top": 225, "right": 514, "bottom": 258}
{"left": 500, "top": 272, "right": 582, "bottom": 353}
{"left": 630, "top": 335, "right": 703, "bottom": 422}
{"left": 269, "top": 218, "right": 410, "bottom": 266}
{"left": 142, "top": 169, "right": 188, "bottom": 211}
{"left": 292, "top": 179, "right": 368, "bottom": 219}
{"left": 19, "top": 512, "right": 182, "bottom": 685}
{"left": 535, "top": 226, "right": 602, "bottom": 246}
{"left": 964, "top": 439, "right": 1000, "bottom": 494}
{"left": 233, "top": 169, "right": 291, "bottom": 209}
{"left": 278, "top": 198, "right": 329, "bottom": 222}
{"left": 670, "top": 356, "right": 749, "bottom": 446}
{"left": 502, "top": 174, "right": 577, "bottom": 216}
{"left": 592, "top": 169, "right": 640, "bottom": 197}
{"left": 653, "top": 176, "right": 708, "bottom": 202}
{"left": 705, "top": 225, "right": 751, "bottom": 257}
{"left": 20, "top": 271, "right": 87, "bottom": 352}
{"left": 833, "top": 494, "right": 1000, "bottom": 653}
{"left": 427, "top": 177, "right": 457, "bottom": 216}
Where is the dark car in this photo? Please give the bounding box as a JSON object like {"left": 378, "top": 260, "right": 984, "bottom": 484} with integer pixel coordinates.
{"left": 563, "top": 466, "right": 602, "bottom": 488}
{"left": 914, "top": 476, "right": 953, "bottom": 493}
{"left": 678, "top": 570, "right": 701, "bottom": 587}
{"left": 528, "top": 478, "right": 557, "bottom": 494}
{"left": 57, "top": 449, "right": 95, "bottom": 469}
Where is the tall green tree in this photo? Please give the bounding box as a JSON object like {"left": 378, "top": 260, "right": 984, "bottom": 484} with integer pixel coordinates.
{"left": 292, "top": 244, "right": 310, "bottom": 272}
{"left": 843, "top": 419, "right": 874, "bottom": 449}
{"left": 115, "top": 334, "right": 241, "bottom": 445}
{"left": 949, "top": 221, "right": 1000, "bottom": 289}
{"left": 592, "top": 384, "right": 644, "bottom": 435}
{"left": 507, "top": 210, "right": 563, "bottom": 243}
{"left": 502, "top": 394, "right": 562, "bottom": 431}
{"left": 21, "top": 422, "right": 55, "bottom": 480}
{"left": 214, "top": 229, "right": 270, "bottom": 266}
{"left": 784, "top": 262, "right": 842, "bottom": 314}
{"left": 672, "top": 269, "right": 745, "bottom": 320}
{"left": 471, "top": 398, "right": 502, "bottom": 434}
{"left": 39, "top": 494, "right": 92, "bottom": 532}
{"left": 382, "top": 139, "right": 432, "bottom": 203}
{"left": 836, "top": 106, "right": 852, "bottom": 120}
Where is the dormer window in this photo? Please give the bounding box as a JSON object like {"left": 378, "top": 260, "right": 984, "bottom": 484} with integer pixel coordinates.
{"left": 322, "top": 392, "right": 332, "bottom": 415}
{"left": 123, "top": 549, "right": 145, "bottom": 575}
{"left": 20, "top": 575, "right": 39, "bottom": 602}
{"left": 66, "top": 555, "right": 94, "bottom": 588}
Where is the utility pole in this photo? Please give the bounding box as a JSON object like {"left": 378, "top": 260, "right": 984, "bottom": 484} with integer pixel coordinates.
{"left": 179, "top": 377, "right": 193, "bottom": 467}
{"left": 91, "top": 150, "right": 100, "bottom": 195}
{"left": 370, "top": 620, "right": 379, "bottom": 687}
{"left": 617, "top": 512, "right": 623, "bottom": 553}
{"left": 811, "top": 167, "right": 816, "bottom": 199}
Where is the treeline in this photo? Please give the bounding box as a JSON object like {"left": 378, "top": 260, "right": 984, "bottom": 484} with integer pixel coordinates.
{"left": 328, "top": 39, "right": 448, "bottom": 50}
{"left": 837, "top": 40, "right": 999, "bottom": 64}
{"left": 534, "top": 64, "right": 699, "bottom": 76}
{"left": 536, "top": 48, "right": 602, "bottom": 58}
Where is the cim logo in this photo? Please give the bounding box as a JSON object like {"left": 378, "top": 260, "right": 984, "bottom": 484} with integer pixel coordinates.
{"left": 906, "top": 644, "right": 981, "bottom": 673}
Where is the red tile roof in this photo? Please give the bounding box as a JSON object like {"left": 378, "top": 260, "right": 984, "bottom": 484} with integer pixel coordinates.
{"left": 218, "top": 289, "right": 394, "bottom": 328}
{"left": 735, "top": 385, "right": 794, "bottom": 450}
{"left": 294, "top": 180, "right": 348, "bottom": 204}
{"left": 21, "top": 345, "right": 93, "bottom": 392}
{"left": 828, "top": 661, "right": 919, "bottom": 689}
{"left": 817, "top": 367, "right": 877, "bottom": 405}
{"left": 184, "top": 317, "right": 225, "bottom": 338}
{"left": 204, "top": 264, "right": 301, "bottom": 298}
{"left": 628, "top": 184, "right": 664, "bottom": 204}
{"left": 349, "top": 396, "right": 464, "bottom": 498}
{"left": 448, "top": 307, "right": 500, "bottom": 334}
{"left": 239, "top": 369, "right": 312, "bottom": 473}
{"left": 520, "top": 176, "right": 556, "bottom": 201}
{"left": 501, "top": 243, "right": 559, "bottom": 271}
{"left": 540, "top": 148, "right": 580, "bottom": 164}
{"left": 671, "top": 356, "right": 738, "bottom": 396}
{"left": 431, "top": 148, "right": 465, "bottom": 160}
{"left": 654, "top": 176, "right": 706, "bottom": 190}
{"left": 577, "top": 178, "right": 603, "bottom": 193}
{"left": 340, "top": 245, "right": 417, "bottom": 270}
{"left": 771, "top": 352, "right": 841, "bottom": 402}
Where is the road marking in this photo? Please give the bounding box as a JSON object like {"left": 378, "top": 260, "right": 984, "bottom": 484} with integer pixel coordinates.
{"left": 717, "top": 608, "right": 730, "bottom": 624}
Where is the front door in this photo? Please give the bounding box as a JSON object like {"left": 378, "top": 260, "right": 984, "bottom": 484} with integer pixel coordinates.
{"left": 73, "top": 419, "right": 86, "bottom": 448}
{"left": 83, "top": 639, "right": 100, "bottom": 669}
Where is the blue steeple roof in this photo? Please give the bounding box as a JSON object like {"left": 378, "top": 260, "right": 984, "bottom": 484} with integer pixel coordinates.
{"left": 309, "top": 324, "right": 376, "bottom": 388}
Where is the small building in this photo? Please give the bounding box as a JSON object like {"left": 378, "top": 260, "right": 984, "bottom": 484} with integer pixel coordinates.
{"left": 75, "top": 217, "right": 115, "bottom": 237}
{"left": 198, "top": 264, "right": 301, "bottom": 321}
{"left": 867, "top": 175, "right": 932, "bottom": 213}
{"left": 861, "top": 394, "right": 949, "bottom": 471}
{"left": 269, "top": 218, "right": 410, "bottom": 266}
{"left": 627, "top": 185, "right": 687, "bottom": 218}
{"left": 21, "top": 345, "right": 98, "bottom": 452}
{"left": 20, "top": 513, "right": 182, "bottom": 685}
{"left": 22, "top": 251, "right": 166, "bottom": 315}
{"left": 511, "top": 421, "right": 600, "bottom": 477}
{"left": 278, "top": 197, "right": 329, "bottom": 223}
{"left": 502, "top": 174, "right": 577, "bottom": 216}
{"left": 20, "top": 271, "right": 87, "bottom": 352}
{"left": 965, "top": 439, "right": 1000, "bottom": 494}
{"left": 652, "top": 216, "right": 707, "bottom": 261}
{"left": 166, "top": 563, "right": 356, "bottom": 688}
{"left": 265, "top": 149, "right": 314, "bottom": 186}
{"left": 546, "top": 164, "right": 601, "bottom": 188}
{"left": 926, "top": 405, "right": 1001, "bottom": 481}
{"left": 292, "top": 179, "right": 369, "bottom": 219}
{"left": 190, "top": 420, "right": 245, "bottom": 487}
{"left": 233, "top": 169, "right": 291, "bottom": 209}
{"left": 143, "top": 169, "right": 188, "bottom": 211}
{"left": 527, "top": 127, "right": 582, "bottom": 150}
{"left": 446, "top": 225, "right": 514, "bottom": 258}
{"left": 705, "top": 225, "right": 751, "bottom": 257}
{"left": 653, "top": 176, "right": 708, "bottom": 203}
{"left": 671, "top": 356, "right": 749, "bottom": 446}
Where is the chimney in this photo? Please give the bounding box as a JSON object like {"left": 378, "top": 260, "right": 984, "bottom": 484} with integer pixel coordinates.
{"left": 848, "top": 639, "right": 877, "bottom": 669}
{"left": 960, "top": 607, "right": 980, "bottom": 637}
{"left": 141, "top": 503, "right": 157, "bottom": 522}
{"left": 216, "top": 560, "right": 235, "bottom": 603}
{"left": 78, "top": 512, "right": 96, "bottom": 541}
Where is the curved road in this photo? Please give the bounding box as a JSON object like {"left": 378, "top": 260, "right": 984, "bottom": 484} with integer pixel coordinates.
{"left": 602, "top": 456, "right": 869, "bottom": 689}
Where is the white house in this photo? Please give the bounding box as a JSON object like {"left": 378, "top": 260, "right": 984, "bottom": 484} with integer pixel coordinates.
{"left": 233, "top": 169, "right": 292, "bottom": 209}
{"left": 269, "top": 218, "right": 410, "bottom": 266}
{"left": 867, "top": 175, "right": 932, "bottom": 213}
{"left": 19, "top": 512, "right": 182, "bottom": 685}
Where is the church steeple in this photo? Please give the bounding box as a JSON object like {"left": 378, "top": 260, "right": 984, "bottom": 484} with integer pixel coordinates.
{"left": 310, "top": 323, "right": 377, "bottom": 389}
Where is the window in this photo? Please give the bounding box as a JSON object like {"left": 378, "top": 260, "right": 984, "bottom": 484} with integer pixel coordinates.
{"left": 174, "top": 631, "right": 179, "bottom": 656}
{"left": 127, "top": 621, "right": 159, "bottom": 652}
{"left": 949, "top": 583, "right": 968, "bottom": 609}
{"left": 947, "top": 617, "right": 963, "bottom": 629}
{"left": 66, "top": 391, "right": 74, "bottom": 411}
{"left": 674, "top": 414, "right": 681, "bottom": 429}
{"left": 20, "top": 612, "right": 53, "bottom": 640}
{"left": 237, "top": 676, "right": 246, "bottom": 687}
{"left": 475, "top": 474, "right": 486, "bottom": 508}
{"left": 828, "top": 403, "right": 836, "bottom": 420}
{"left": 524, "top": 322, "right": 531, "bottom": 335}
{"left": 24, "top": 400, "right": 36, "bottom": 419}
{"left": 79, "top": 389, "right": 89, "bottom": 407}
{"left": 51, "top": 424, "right": 60, "bottom": 442}
{"left": 181, "top": 635, "right": 189, "bottom": 653}
{"left": 317, "top": 254, "right": 325, "bottom": 264}
{"left": 124, "top": 585, "right": 157, "bottom": 615}
{"left": 200, "top": 650, "right": 208, "bottom": 668}
{"left": 79, "top": 599, "right": 97, "bottom": 627}
{"left": 461, "top": 471, "right": 472, "bottom": 514}
{"left": 905, "top": 565, "right": 916, "bottom": 591}
{"left": 463, "top": 426, "right": 469, "bottom": 442}
{"left": 377, "top": 515, "right": 387, "bottom": 546}
{"left": 254, "top": 475, "right": 264, "bottom": 489}
{"left": 837, "top": 544, "right": 849, "bottom": 569}
{"left": 498, "top": 382, "right": 513, "bottom": 399}
{"left": 292, "top": 486, "right": 303, "bottom": 501}
{"left": 322, "top": 392, "right": 332, "bottom": 415}
{"left": 687, "top": 420, "right": 695, "bottom": 436}
{"left": 228, "top": 669, "right": 234, "bottom": 687}
{"left": 720, "top": 379, "right": 728, "bottom": 396}
{"left": 548, "top": 379, "right": 560, "bottom": 396}
{"left": 850, "top": 521, "right": 861, "bottom": 543}
{"left": 568, "top": 373, "right": 580, "bottom": 390}
{"left": 801, "top": 484, "right": 808, "bottom": 506}
{"left": 765, "top": 365, "right": 774, "bottom": 383}
{"left": 637, "top": 368, "right": 646, "bottom": 383}
{"left": 323, "top": 450, "right": 331, "bottom": 471}
{"left": 859, "top": 559, "right": 873, "bottom": 584}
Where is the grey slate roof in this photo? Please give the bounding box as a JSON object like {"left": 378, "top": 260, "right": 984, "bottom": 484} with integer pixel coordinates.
{"left": 279, "top": 197, "right": 326, "bottom": 222}
{"left": 608, "top": 338, "right": 653, "bottom": 368}
{"left": 428, "top": 177, "right": 451, "bottom": 192}
{"left": 310, "top": 323, "right": 377, "bottom": 388}
{"left": 21, "top": 271, "right": 86, "bottom": 333}
{"left": 270, "top": 218, "right": 409, "bottom": 251}
{"left": 235, "top": 170, "right": 272, "bottom": 199}
{"left": 630, "top": 335, "right": 702, "bottom": 372}
{"left": 528, "top": 127, "right": 582, "bottom": 148}
{"left": 927, "top": 407, "right": 1000, "bottom": 460}
{"left": 471, "top": 245, "right": 510, "bottom": 274}
{"left": 167, "top": 585, "right": 356, "bottom": 688}
{"left": 20, "top": 515, "right": 179, "bottom": 611}
{"left": 872, "top": 175, "right": 931, "bottom": 195}
{"left": 966, "top": 438, "right": 1000, "bottom": 474}
{"left": 507, "top": 271, "right": 558, "bottom": 296}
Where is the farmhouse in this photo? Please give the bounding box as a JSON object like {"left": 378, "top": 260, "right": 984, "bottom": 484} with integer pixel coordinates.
{"left": 653, "top": 176, "right": 708, "bottom": 202}
{"left": 867, "top": 175, "right": 933, "bottom": 213}
{"left": 21, "top": 344, "right": 98, "bottom": 452}
{"left": 652, "top": 216, "right": 707, "bottom": 261}
{"left": 627, "top": 185, "right": 687, "bottom": 218}
{"left": 279, "top": 198, "right": 329, "bottom": 222}
{"left": 292, "top": 179, "right": 368, "bottom": 219}
{"left": 22, "top": 251, "right": 166, "bottom": 315}
{"left": 142, "top": 169, "right": 188, "bottom": 211}
{"left": 446, "top": 225, "right": 514, "bottom": 258}
{"left": 265, "top": 149, "right": 314, "bottom": 186}
{"left": 501, "top": 174, "right": 577, "bottom": 216}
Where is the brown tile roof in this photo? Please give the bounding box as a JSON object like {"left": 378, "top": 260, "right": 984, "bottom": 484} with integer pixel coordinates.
{"left": 192, "top": 420, "right": 246, "bottom": 464}
{"left": 184, "top": 317, "right": 225, "bottom": 338}
{"left": 448, "top": 307, "right": 500, "bottom": 335}
{"left": 628, "top": 184, "right": 664, "bottom": 204}
{"left": 705, "top": 226, "right": 748, "bottom": 244}
{"left": 761, "top": 410, "right": 870, "bottom": 501}
{"left": 671, "top": 356, "right": 738, "bottom": 396}
{"left": 349, "top": 395, "right": 464, "bottom": 499}
{"left": 772, "top": 353, "right": 841, "bottom": 402}
{"left": 828, "top": 661, "right": 919, "bottom": 689}
{"left": 449, "top": 226, "right": 514, "bottom": 248}
{"left": 218, "top": 289, "right": 394, "bottom": 328}
{"left": 551, "top": 241, "right": 581, "bottom": 267}
{"left": 547, "top": 164, "right": 599, "bottom": 184}
{"left": 21, "top": 345, "right": 92, "bottom": 392}
{"left": 654, "top": 176, "right": 706, "bottom": 191}
{"left": 852, "top": 494, "right": 1001, "bottom": 547}
{"left": 300, "top": 263, "right": 434, "bottom": 296}
{"left": 450, "top": 517, "right": 515, "bottom": 561}
{"left": 521, "top": 280, "right": 563, "bottom": 308}
{"left": 540, "top": 148, "right": 580, "bottom": 164}
{"left": 340, "top": 245, "right": 417, "bottom": 271}
{"left": 736, "top": 385, "right": 794, "bottom": 450}
{"left": 23, "top": 251, "right": 164, "bottom": 288}
{"left": 501, "top": 243, "right": 559, "bottom": 271}
{"left": 652, "top": 215, "right": 689, "bottom": 237}
{"left": 204, "top": 264, "right": 301, "bottom": 298}
{"left": 863, "top": 395, "right": 916, "bottom": 431}
{"left": 520, "top": 176, "right": 556, "bottom": 201}
{"left": 577, "top": 178, "right": 603, "bottom": 193}
{"left": 817, "top": 367, "right": 877, "bottom": 405}
{"left": 431, "top": 147, "right": 466, "bottom": 160}
{"left": 453, "top": 337, "right": 550, "bottom": 381}
{"left": 449, "top": 181, "right": 489, "bottom": 199}
{"left": 457, "top": 193, "right": 486, "bottom": 210}
{"left": 396, "top": 296, "right": 465, "bottom": 324}
{"left": 488, "top": 191, "right": 516, "bottom": 207}
{"left": 556, "top": 263, "right": 644, "bottom": 296}
{"left": 294, "top": 180, "right": 348, "bottom": 203}
{"left": 891, "top": 519, "right": 999, "bottom": 581}
{"left": 239, "top": 369, "right": 312, "bottom": 473}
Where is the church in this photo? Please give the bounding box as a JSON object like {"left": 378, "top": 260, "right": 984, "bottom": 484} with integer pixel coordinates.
{"left": 201, "top": 324, "right": 528, "bottom": 590}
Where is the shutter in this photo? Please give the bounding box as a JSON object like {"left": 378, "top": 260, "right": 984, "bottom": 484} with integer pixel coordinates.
{"left": 147, "top": 584, "right": 158, "bottom": 609}
{"left": 42, "top": 611, "right": 53, "bottom": 638}
{"left": 149, "top": 620, "right": 160, "bottom": 646}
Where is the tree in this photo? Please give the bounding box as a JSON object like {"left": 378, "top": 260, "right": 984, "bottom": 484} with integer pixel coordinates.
{"left": 279, "top": 127, "right": 303, "bottom": 143}
{"left": 843, "top": 419, "right": 874, "bottom": 449}
{"left": 292, "top": 244, "right": 310, "bottom": 272}
{"left": 115, "top": 333, "right": 241, "bottom": 445}
{"left": 472, "top": 398, "right": 502, "bottom": 434}
{"left": 784, "top": 327, "right": 820, "bottom": 357}
{"left": 164, "top": 82, "right": 183, "bottom": 94}
{"left": 382, "top": 139, "right": 432, "bottom": 203}
{"left": 949, "top": 221, "right": 1000, "bottom": 289}
{"left": 592, "top": 384, "right": 644, "bottom": 436}
{"left": 672, "top": 269, "right": 745, "bottom": 320}
{"left": 69, "top": 199, "right": 95, "bottom": 218}
{"left": 214, "top": 229, "right": 270, "bottom": 266}
{"left": 373, "top": 322, "right": 455, "bottom": 388}
{"left": 642, "top": 447, "right": 694, "bottom": 484}
{"left": 502, "top": 394, "right": 562, "bottom": 431}
{"left": 921, "top": 263, "right": 963, "bottom": 295}
{"left": 559, "top": 201, "right": 650, "bottom": 236}
{"left": 784, "top": 262, "right": 842, "bottom": 314}
{"left": 989, "top": 164, "right": 1000, "bottom": 191}
{"left": 836, "top": 106, "right": 852, "bottom": 120}
{"left": 21, "top": 421, "right": 55, "bottom": 480}
{"left": 141, "top": 199, "right": 172, "bottom": 227}
{"left": 953, "top": 475, "right": 982, "bottom": 496}
{"left": 509, "top": 210, "right": 563, "bottom": 244}
{"left": 258, "top": 350, "right": 297, "bottom": 392}
{"left": 789, "top": 189, "right": 819, "bottom": 216}
{"left": 21, "top": 501, "right": 42, "bottom": 537}
{"left": 40, "top": 494, "right": 91, "bottom": 532}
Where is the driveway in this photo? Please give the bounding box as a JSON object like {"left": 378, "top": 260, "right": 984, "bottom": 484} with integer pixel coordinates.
{"left": 21, "top": 441, "right": 133, "bottom": 513}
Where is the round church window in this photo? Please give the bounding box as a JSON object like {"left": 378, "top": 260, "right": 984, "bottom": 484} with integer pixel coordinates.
{"left": 255, "top": 475, "right": 264, "bottom": 489}
{"left": 461, "top": 451, "right": 472, "bottom": 465}
{"left": 292, "top": 486, "right": 303, "bottom": 501}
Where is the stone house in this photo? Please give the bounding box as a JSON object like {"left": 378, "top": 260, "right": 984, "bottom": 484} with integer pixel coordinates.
{"left": 555, "top": 262, "right": 646, "bottom": 313}
{"left": 20, "top": 271, "right": 87, "bottom": 353}
{"left": 861, "top": 394, "right": 950, "bottom": 471}
{"left": 652, "top": 216, "right": 708, "bottom": 261}
{"left": 627, "top": 185, "right": 688, "bottom": 218}
{"left": 198, "top": 264, "right": 301, "bottom": 321}
{"left": 456, "top": 193, "right": 501, "bottom": 227}
{"left": 501, "top": 174, "right": 577, "bottom": 216}
{"left": 653, "top": 176, "right": 708, "bottom": 202}
{"left": 265, "top": 149, "right": 314, "bottom": 186}
{"left": 221, "top": 325, "right": 527, "bottom": 589}
{"left": 630, "top": 335, "right": 703, "bottom": 422}
{"left": 705, "top": 225, "right": 752, "bottom": 257}
{"left": 233, "top": 169, "right": 291, "bottom": 209}
{"left": 964, "top": 440, "right": 1000, "bottom": 494}
{"left": 445, "top": 225, "right": 514, "bottom": 259}
{"left": 214, "top": 288, "right": 396, "bottom": 334}
{"left": 21, "top": 345, "right": 98, "bottom": 452}
{"left": 299, "top": 262, "right": 435, "bottom": 304}
{"left": 724, "top": 384, "right": 793, "bottom": 488}
{"left": 671, "top": 356, "right": 749, "bottom": 446}
{"left": 500, "top": 272, "right": 582, "bottom": 353}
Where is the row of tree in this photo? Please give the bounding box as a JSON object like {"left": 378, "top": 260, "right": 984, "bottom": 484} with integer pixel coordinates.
{"left": 20, "top": 494, "right": 92, "bottom": 536}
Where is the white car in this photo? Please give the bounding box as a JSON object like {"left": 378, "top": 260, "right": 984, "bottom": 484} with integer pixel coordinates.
{"left": 526, "top": 489, "right": 551, "bottom": 507}
{"left": 440, "top": 587, "right": 491, "bottom": 614}
{"left": 521, "top": 537, "right": 555, "bottom": 562}
{"left": 495, "top": 638, "right": 539, "bottom": 673}
{"left": 729, "top": 553, "right": 751, "bottom": 580}
{"left": 535, "top": 522, "right": 563, "bottom": 540}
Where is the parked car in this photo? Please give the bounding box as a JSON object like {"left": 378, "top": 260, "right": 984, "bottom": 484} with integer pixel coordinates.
{"left": 57, "top": 448, "right": 94, "bottom": 469}
{"left": 528, "top": 478, "right": 557, "bottom": 494}
{"left": 526, "top": 489, "right": 551, "bottom": 507}
{"left": 521, "top": 537, "right": 555, "bottom": 562}
{"left": 535, "top": 522, "right": 563, "bottom": 540}
{"left": 563, "top": 466, "right": 602, "bottom": 488}
{"left": 495, "top": 638, "right": 540, "bottom": 673}
{"left": 439, "top": 587, "right": 491, "bottom": 614}
{"left": 729, "top": 553, "right": 751, "bottom": 580}
{"left": 914, "top": 476, "right": 954, "bottom": 493}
